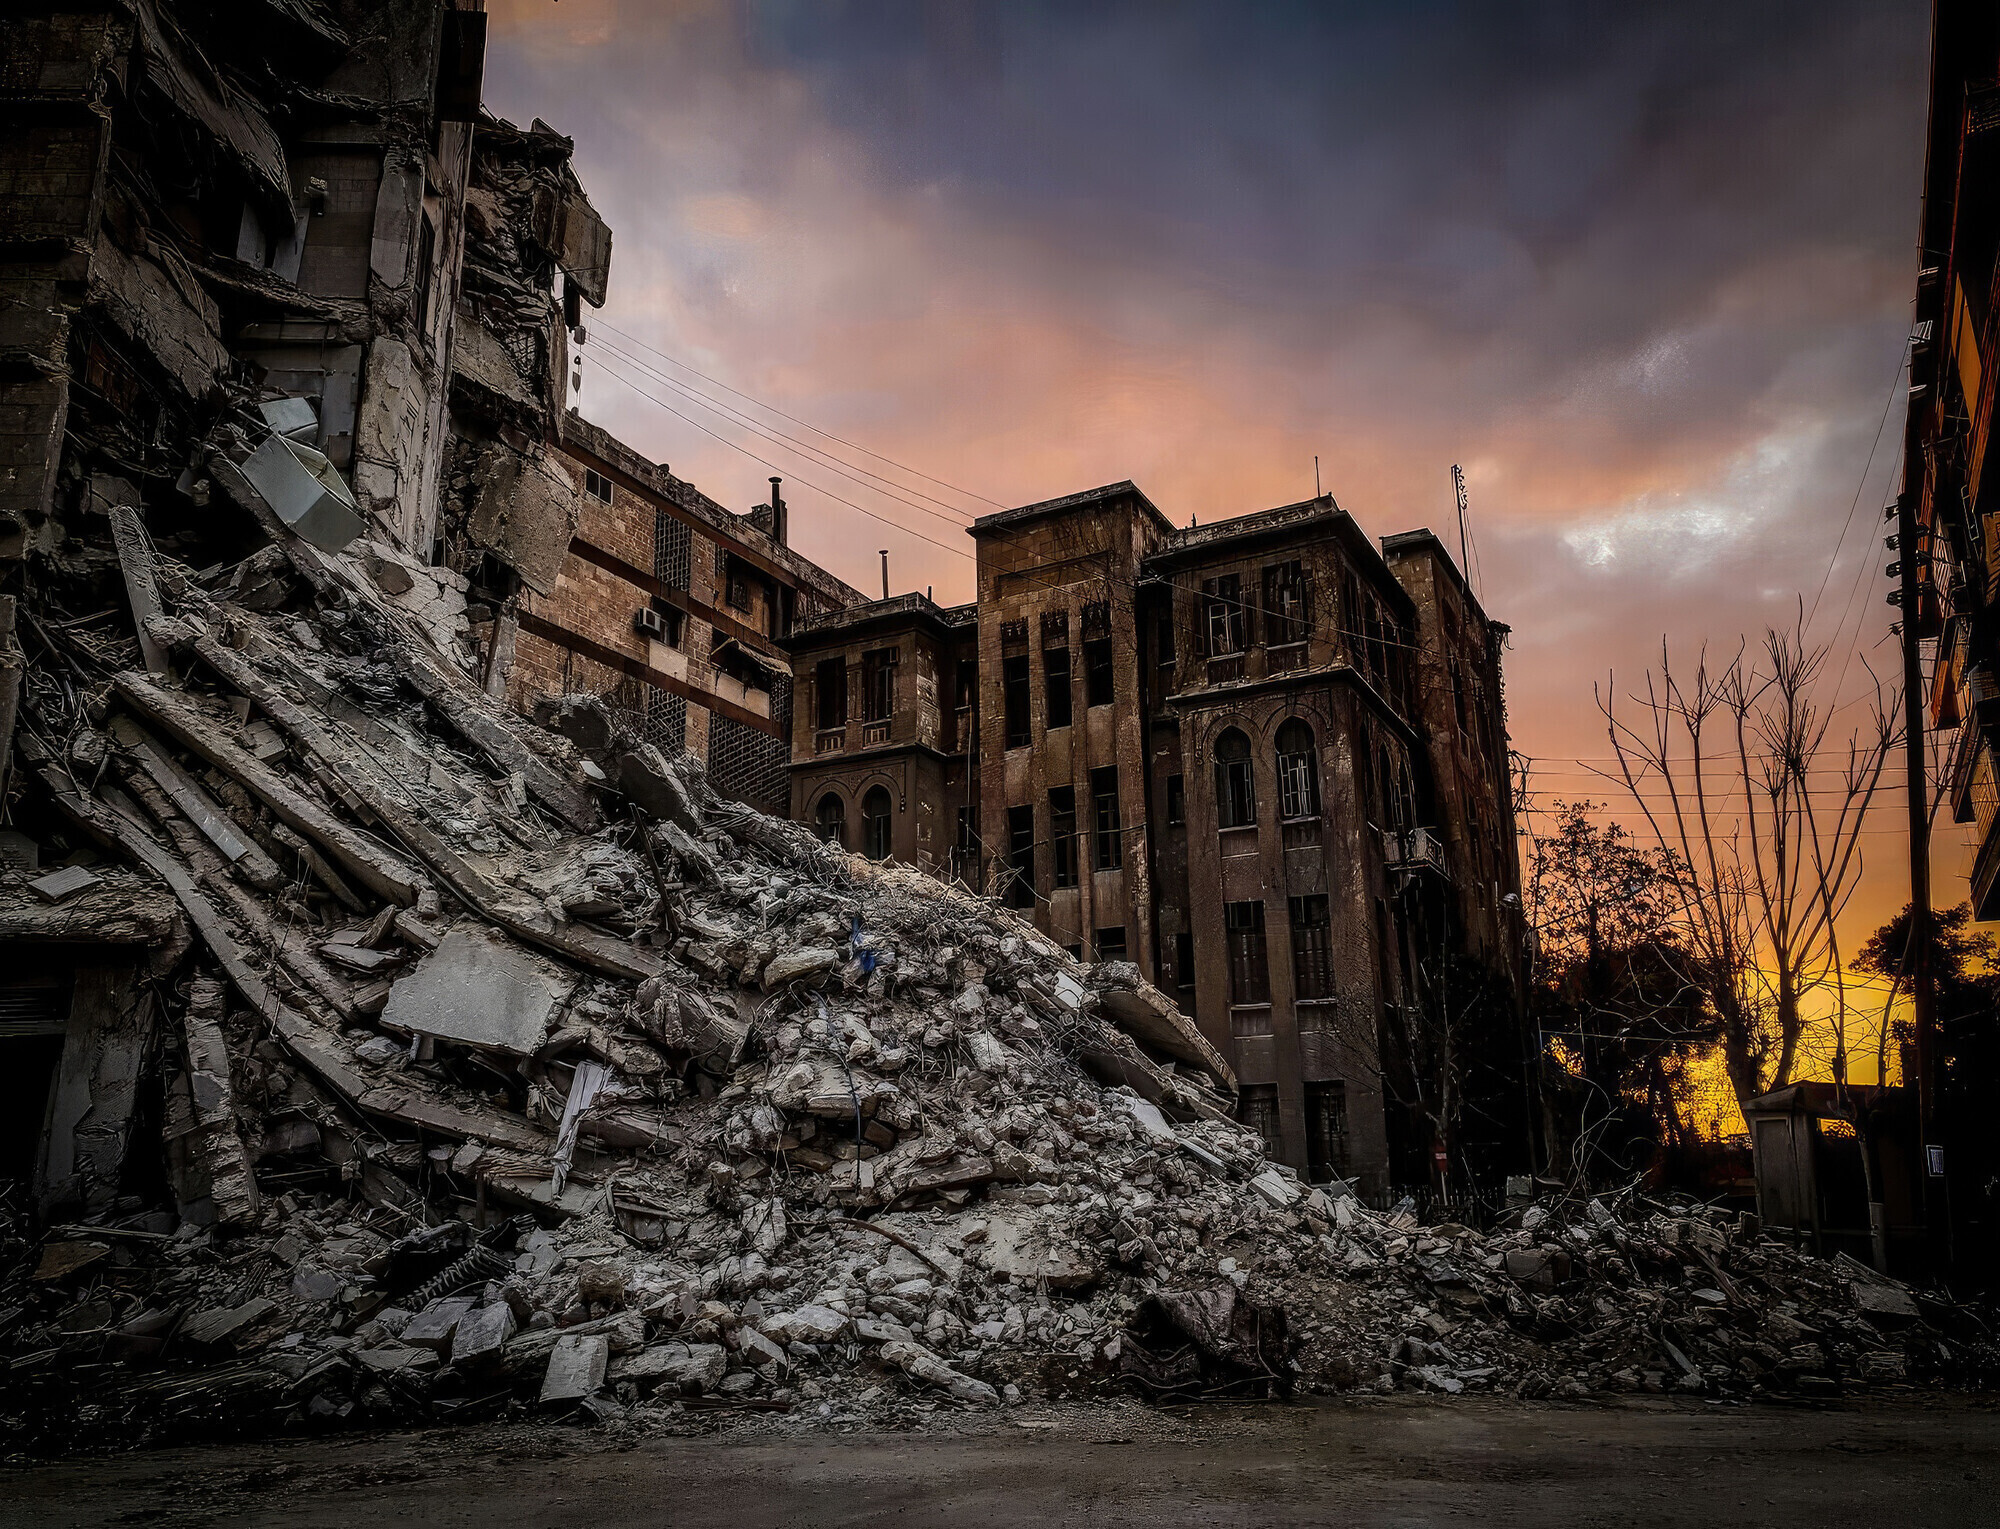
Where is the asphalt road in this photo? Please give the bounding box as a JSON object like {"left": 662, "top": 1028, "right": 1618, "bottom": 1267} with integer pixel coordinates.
{"left": 9, "top": 1397, "right": 1998, "bottom": 1529}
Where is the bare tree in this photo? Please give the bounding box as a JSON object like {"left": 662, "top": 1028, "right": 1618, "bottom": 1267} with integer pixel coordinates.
{"left": 1598, "top": 616, "right": 1898, "bottom": 1120}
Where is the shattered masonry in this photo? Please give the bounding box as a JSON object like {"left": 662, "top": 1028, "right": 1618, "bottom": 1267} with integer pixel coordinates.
{"left": 0, "top": 0, "right": 1985, "bottom": 1451}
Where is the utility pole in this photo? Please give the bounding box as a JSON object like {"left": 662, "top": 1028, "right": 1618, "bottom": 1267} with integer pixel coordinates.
{"left": 1894, "top": 489, "right": 1940, "bottom": 1263}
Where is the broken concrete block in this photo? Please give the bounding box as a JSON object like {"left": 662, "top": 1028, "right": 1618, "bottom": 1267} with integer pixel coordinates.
{"left": 609, "top": 1341, "right": 728, "bottom": 1393}
{"left": 354, "top": 1342, "right": 440, "bottom": 1375}
{"left": 974, "top": 1205, "right": 1102, "bottom": 1289}
{"left": 401, "top": 1296, "right": 477, "bottom": 1352}
{"left": 1502, "top": 1248, "right": 1571, "bottom": 1292}
{"left": 181, "top": 1298, "right": 276, "bottom": 1346}
{"left": 737, "top": 1325, "right": 789, "bottom": 1368}
{"left": 29, "top": 865, "right": 100, "bottom": 903}
{"left": 539, "top": 1332, "right": 609, "bottom": 1404}
{"left": 878, "top": 1339, "right": 998, "bottom": 1404}
{"left": 450, "top": 1302, "right": 516, "bottom": 1367}
{"left": 1249, "top": 1168, "right": 1300, "bottom": 1209}
{"left": 380, "top": 925, "right": 576, "bottom": 1056}
{"left": 761, "top": 946, "right": 841, "bottom": 990}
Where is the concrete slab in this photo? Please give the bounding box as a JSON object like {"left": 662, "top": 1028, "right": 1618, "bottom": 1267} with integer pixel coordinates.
{"left": 380, "top": 926, "right": 575, "bottom": 1056}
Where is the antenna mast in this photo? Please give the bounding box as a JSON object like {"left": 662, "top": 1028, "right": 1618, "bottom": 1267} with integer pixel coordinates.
{"left": 1451, "top": 463, "right": 1470, "bottom": 575}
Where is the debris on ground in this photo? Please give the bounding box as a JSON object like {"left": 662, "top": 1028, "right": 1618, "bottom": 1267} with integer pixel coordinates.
{"left": 2, "top": 494, "right": 1994, "bottom": 1453}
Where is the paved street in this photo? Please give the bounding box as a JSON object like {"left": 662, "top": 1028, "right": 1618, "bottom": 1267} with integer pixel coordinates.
{"left": 10, "top": 1397, "right": 1999, "bottom": 1529}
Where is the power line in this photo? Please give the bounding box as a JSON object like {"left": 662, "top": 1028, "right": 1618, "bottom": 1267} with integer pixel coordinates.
{"left": 593, "top": 321, "right": 1008, "bottom": 509}
{"left": 589, "top": 352, "right": 977, "bottom": 562}
{"left": 592, "top": 337, "right": 983, "bottom": 532}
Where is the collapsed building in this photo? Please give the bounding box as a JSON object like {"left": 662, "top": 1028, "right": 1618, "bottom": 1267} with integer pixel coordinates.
{"left": 0, "top": 0, "right": 1979, "bottom": 1447}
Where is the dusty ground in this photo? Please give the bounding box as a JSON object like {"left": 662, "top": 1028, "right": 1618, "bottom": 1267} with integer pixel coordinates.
{"left": 8, "top": 1396, "right": 2000, "bottom": 1529}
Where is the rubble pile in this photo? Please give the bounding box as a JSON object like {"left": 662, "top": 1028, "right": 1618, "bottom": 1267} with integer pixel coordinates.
{"left": 0, "top": 504, "right": 1987, "bottom": 1451}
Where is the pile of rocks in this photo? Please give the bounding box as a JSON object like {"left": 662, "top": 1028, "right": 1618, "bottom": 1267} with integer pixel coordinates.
{"left": 0, "top": 522, "right": 1983, "bottom": 1451}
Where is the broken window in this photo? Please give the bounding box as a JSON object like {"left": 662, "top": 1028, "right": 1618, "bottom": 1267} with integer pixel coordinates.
{"left": 1174, "top": 929, "right": 1196, "bottom": 991}
{"left": 1166, "top": 772, "right": 1185, "bottom": 826}
{"left": 1215, "top": 728, "right": 1256, "bottom": 828}
{"left": 1203, "top": 574, "right": 1245, "bottom": 655}
{"left": 1044, "top": 644, "right": 1072, "bottom": 729}
{"left": 1226, "top": 900, "right": 1270, "bottom": 1005}
{"left": 1091, "top": 766, "right": 1122, "bottom": 871}
{"left": 727, "top": 562, "right": 752, "bottom": 613}
{"left": 815, "top": 658, "right": 847, "bottom": 730}
{"left": 862, "top": 647, "right": 896, "bottom": 724}
{"left": 1305, "top": 1081, "right": 1349, "bottom": 1182}
{"left": 584, "top": 467, "right": 614, "bottom": 504}
{"left": 1095, "top": 926, "right": 1127, "bottom": 962}
{"left": 862, "top": 786, "right": 893, "bottom": 861}
{"left": 1240, "top": 1084, "right": 1284, "bottom": 1160}
{"left": 814, "top": 792, "right": 846, "bottom": 846}
{"left": 1006, "top": 804, "right": 1036, "bottom": 906}
{"left": 1003, "top": 653, "right": 1031, "bottom": 748}
{"left": 1290, "top": 893, "right": 1333, "bottom": 1000}
{"left": 1084, "top": 637, "right": 1115, "bottom": 707}
{"left": 1156, "top": 613, "right": 1177, "bottom": 669}
{"left": 1049, "top": 786, "right": 1077, "bottom": 888}
{"left": 1263, "top": 559, "right": 1309, "bottom": 646}
{"left": 1276, "top": 717, "right": 1319, "bottom": 820}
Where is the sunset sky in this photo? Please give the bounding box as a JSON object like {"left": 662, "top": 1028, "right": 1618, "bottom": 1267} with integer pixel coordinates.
{"left": 484, "top": 0, "right": 1946, "bottom": 1049}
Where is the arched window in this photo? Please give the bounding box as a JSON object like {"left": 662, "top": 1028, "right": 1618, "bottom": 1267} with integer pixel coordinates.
{"left": 1215, "top": 728, "right": 1256, "bottom": 828}
{"left": 1275, "top": 718, "right": 1319, "bottom": 820}
{"left": 862, "top": 786, "right": 893, "bottom": 860}
{"left": 814, "top": 792, "right": 846, "bottom": 847}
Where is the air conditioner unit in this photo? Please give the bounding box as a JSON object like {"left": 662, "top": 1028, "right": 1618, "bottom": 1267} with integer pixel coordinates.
{"left": 634, "top": 607, "right": 667, "bottom": 639}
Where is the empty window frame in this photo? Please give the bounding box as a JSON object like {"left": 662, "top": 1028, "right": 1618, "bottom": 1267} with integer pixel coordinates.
{"left": 1275, "top": 717, "right": 1320, "bottom": 820}
{"left": 1290, "top": 893, "right": 1333, "bottom": 1000}
{"left": 1090, "top": 766, "right": 1122, "bottom": 870}
{"left": 815, "top": 658, "right": 847, "bottom": 729}
{"left": 1225, "top": 899, "right": 1270, "bottom": 1005}
{"left": 1215, "top": 728, "right": 1256, "bottom": 828}
{"left": 1005, "top": 804, "right": 1036, "bottom": 907}
{"left": 1305, "top": 1080, "right": 1349, "bottom": 1182}
{"left": 1049, "top": 786, "right": 1078, "bottom": 888}
{"left": 862, "top": 786, "right": 893, "bottom": 861}
{"left": 1239, "top": 1083, "right": 1284, "bottom": 1161}
{"left": 953, "top": 658, "right": 977, "bottom": 712}
{"left": 1165, "top": 772, "right": 1186, "bottom": 826}
{"left": 1084, "top": 637, "right": 1115, "bottom": 707}
{"left": 1003, "top": 654, "right": 1032, "bottom": 748}
{"left": 1095, "top": 926, "right": 1128, "bottom": 962}
{"left": 1156, "top": 613, "right": 1177, "bottom": 669}
{"left": 1263, "top": 559, "right": 1309, "bottom": 645}
{"left": 814, "top": 792, "right": 845, "bottom": 846}
{"left": 727, "top": 560, "right": 752, "bottom": 612}
{"left": 1174, "top": 929, "right": 1195, "bottom": 990}
{"left": 1043, "top": 644, "right": 1072, "bottom": 729}
{"left": 861, "top": 646, "right": 897, "bottom": 723}
{"left": 1203, "top": 574, "right": 1246, "bottom": 655}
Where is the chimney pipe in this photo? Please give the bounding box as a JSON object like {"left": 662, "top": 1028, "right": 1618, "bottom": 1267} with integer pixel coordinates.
{"left": 768, "top": 476, "right": 786, "bottom": 547}
{"left": 879, "top": 550, "right": 889, "bottom": 601}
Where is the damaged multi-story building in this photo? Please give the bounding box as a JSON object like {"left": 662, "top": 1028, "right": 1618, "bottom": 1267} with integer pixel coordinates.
{"left": 0, "top": 0, "right": 873, "bottom": 1218}
{"left": 784, "top": 485, "right": 1528, "bottom": 1193}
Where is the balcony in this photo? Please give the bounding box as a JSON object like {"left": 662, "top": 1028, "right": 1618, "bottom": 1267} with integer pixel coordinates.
{"left": 813, "top": 727, "right": 845, "bottom": 755}
{"left": 862, "top": 719, "right": 891, "bottom": 746}
{"left": 1383, "top": 826, "right": 1450, "bottom": 881}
